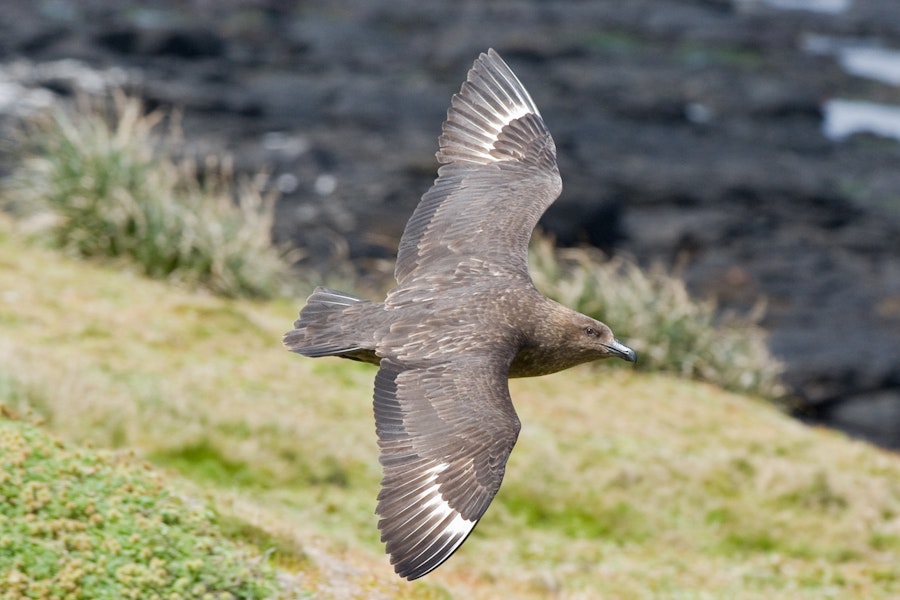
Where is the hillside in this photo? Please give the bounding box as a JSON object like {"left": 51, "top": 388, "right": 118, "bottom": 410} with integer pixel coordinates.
{"left": 2, "top": 219, "right": 900, "bottom": 599}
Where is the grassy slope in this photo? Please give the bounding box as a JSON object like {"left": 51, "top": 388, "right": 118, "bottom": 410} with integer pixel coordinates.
{"left": 2, "top": 218, "right": 900, "bottom": 599}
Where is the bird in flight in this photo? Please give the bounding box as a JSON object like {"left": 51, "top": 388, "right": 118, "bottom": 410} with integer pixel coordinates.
{"left": 284, "top": 48, "right": 636, "bottom": 580}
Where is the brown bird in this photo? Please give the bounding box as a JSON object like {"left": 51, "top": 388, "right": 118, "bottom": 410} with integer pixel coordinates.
{"left": 284, "top": 48, "right": 636, "bottom": 580}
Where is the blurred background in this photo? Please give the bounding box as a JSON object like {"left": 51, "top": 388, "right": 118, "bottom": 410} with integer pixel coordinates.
{"left": 1, "top": 0, "right": 899, "bottom": 446}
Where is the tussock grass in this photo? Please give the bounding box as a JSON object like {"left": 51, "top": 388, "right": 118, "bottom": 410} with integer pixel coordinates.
{"left": 0, "top": 416, "right": 284, "bottom": 599}
{"left": 2, "top": 215, "right": 900, "bottom": 599}
{"left": 529, "top": 233, "right": 784, "bottom": 398}
{"left": 4, "top": 92, "right": 292, "bottom": 298}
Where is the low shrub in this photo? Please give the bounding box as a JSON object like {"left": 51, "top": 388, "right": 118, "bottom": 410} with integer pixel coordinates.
{"left": 0, "top": 413, "right": 284, "bottom": 599}
{"left": 4, "top": 92, "right": 292, "bottom": 298}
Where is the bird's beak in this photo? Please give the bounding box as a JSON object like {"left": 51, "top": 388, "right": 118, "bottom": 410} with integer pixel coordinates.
{"left": 604, "top": 339, "right": 637, "bottom": 363}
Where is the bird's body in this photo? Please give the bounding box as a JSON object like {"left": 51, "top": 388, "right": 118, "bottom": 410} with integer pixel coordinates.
{"left": 285, "top": 49, "right": 635, "bottom": 580}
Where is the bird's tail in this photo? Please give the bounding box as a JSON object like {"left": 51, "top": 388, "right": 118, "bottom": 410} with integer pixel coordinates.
{"left": 283, "top": 287, "right": 380, "bottom": 364}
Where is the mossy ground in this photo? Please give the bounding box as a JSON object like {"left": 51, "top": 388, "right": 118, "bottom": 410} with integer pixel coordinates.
{"left": 2, "top": 216, "right": 900, "bottom": 598}
{"left": 0, "top": 418, "right": 282, "bottom": 599}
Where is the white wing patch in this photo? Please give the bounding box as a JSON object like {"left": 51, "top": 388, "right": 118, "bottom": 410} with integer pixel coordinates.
{"left": 451, "top": 97, "right": 535, "bottom": 164}
{"left": 383, "top": 462, "right": 479, "bottom": 578}
{"left": 437, "top": 49, "right": 543, "bottom": 166}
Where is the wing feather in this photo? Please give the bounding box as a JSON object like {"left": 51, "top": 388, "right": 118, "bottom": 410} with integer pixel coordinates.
{"left": 373, "top": 357, "right": 520, "bottom": 580}
{"left": 394, "top": 49, "right": 562, "bottom": 287}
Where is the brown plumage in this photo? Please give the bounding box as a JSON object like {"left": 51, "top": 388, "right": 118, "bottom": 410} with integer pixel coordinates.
{"left": 284, "top": 49, "right": 636, "bottom": 580}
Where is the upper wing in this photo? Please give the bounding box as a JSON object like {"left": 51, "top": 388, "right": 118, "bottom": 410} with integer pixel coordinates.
{"left": 373, "top": 356, "right": 521, "bottom": 579}
{"left": 394, "top": 48, "right": 562, "bottom": 286}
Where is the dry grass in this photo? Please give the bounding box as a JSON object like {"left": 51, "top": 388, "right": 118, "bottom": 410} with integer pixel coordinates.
{"left": 1, "top": 215, "right": 899, "bottom": 598}
{"left": 529, "top": 233, "right": 785, "bottom": 399}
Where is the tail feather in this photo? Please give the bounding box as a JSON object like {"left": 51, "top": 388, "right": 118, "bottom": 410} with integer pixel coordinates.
{"left": 284, "top": 287, "right": 380, "bottom": 364}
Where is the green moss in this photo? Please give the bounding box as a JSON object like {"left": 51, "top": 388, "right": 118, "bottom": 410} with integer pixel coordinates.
{"left": 173, "top": 303, "right": 270, "bottom": 341}
{"left": 503, "top": 492, "right": 649, "bottom": 543}
{"left": 0, "top": 418, "right": 286, "bottom": 599}
{"left": 705, "top": 506, "right": 736, "bottom": 526}
{"left": 217, "top": 514, "right": 310, "bottom": 571}
{"left": 150, "top": 439, "right": 276, "bottom": 490}
{"left": 721, "top": 530, "right": 779, "bottom": 555}
{"left": 773, "top": 471, "right": 849, "bottom": 512}
{"left": 871, "top": 532, "right": 900, "bottom": 552}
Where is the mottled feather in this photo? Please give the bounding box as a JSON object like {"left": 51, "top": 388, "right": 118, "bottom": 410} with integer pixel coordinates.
{"left": 374, "top": 357, "right": 520, "bottom": 579}
{"left": 394, "top": 49, "right": 562, "bottom": 287}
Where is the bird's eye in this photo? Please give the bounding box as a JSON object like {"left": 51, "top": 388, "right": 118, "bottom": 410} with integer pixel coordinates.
{"left": 584, "top": 326, "right": 596, "bottom": 337}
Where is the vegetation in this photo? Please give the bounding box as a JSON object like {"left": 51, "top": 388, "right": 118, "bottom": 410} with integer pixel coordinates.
{"left": 3, "top": 92, "right": 292, "bottom": 299}
{"left": 1, "top": 217, "right": 900, "bottom": 599}
{"left": 529, "top": 234, "right": 784, "bottom": 398}
{"left": 0, "top": 91, "right": 895, "bottom": 598}
{"left": 0, "top": 416, "right": 284, "bottom": 599}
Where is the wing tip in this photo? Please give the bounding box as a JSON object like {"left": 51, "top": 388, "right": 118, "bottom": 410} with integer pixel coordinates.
{"left": 436, "top": 48, "right": 543, "bottom": 166}
{"left": 388, "top": 514, "right": 479, "bottom": 580}
{"left": 377, "top": 462, "right": 483, "bottom": 579}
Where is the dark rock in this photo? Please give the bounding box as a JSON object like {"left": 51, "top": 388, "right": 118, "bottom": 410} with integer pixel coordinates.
{"left": 95, "top": 24, "right": 225, "bottom": 59}
{"left": 151, "top": 28, "right": 224, "bottom": 59}
{"left": 94, "top": 29, "right": 140, "bottom": 54}
{"left": 802, "top": 390, "right": 900, "bottom": 449}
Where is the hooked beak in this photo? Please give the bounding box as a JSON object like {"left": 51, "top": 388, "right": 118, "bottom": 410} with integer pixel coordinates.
{"left": 604, "top": 339, "right": 637, "bottom": 363}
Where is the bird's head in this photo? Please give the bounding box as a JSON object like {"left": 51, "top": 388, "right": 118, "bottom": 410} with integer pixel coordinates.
{"left": 569, "top": 313, "right": 637, "bottom": 364}
{"left": 509, "top": 304, "right": 636, "bottom": 378}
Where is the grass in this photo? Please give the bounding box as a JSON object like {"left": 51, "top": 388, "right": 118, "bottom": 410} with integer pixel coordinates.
{"left": 529, "top": 233, "right": 784, "bottom": 399}
{"left": 1, "top": 214, "right": 900, "bottom": 598}
{"left": 3, "top": 92, "right": 293, "bottom": 299}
